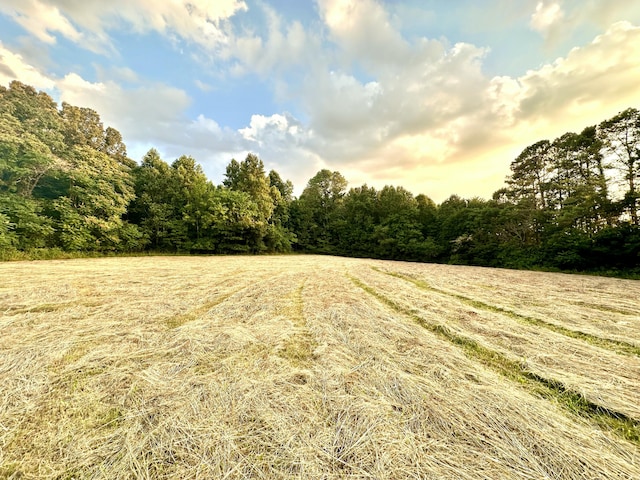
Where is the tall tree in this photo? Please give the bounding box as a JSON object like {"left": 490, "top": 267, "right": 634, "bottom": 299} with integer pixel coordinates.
{"left": 224, "top": 153, "right": 276, "bottom": 222}
{"left": 128, "top": 149, "right": 176, "bottom": 249}
{"left": 0, "top": 82, "right": 65, "bottom": 197}
{"left": 207, "top": 187, "right": 265, "bottom": 253}
{"left": 59, "top": 103, "right": 104, "bottom": 151}
{"left": 0, "top": 82, "right": 63, "bottom": 249}
{"left": 266, "top": 169, "right": 296, "bottom": 251}
{"left": 598, "top": 108, "right": 640, "bottom": 225}
{"left": 548, "top": 127, "right": 611, "bottom": 234}
{"left": 372, "top": 186, "right": 426, "bottom": 260}
{"left": 172, "top": 155, "right": 215, "bottom": 249}
{"left": 294, "top": 169, "right": 347, "bottom": 252}
{"left": 338, "top": 184, "right": 378, "bottom": 256}
{"left": 507, "top": 140, "right": 552, "bottom": 209}
{"left": 102, "top": 126, "right": 134, "bottom": 167}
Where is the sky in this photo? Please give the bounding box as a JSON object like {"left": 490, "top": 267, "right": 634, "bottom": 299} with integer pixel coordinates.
{"left": 1, "top": 0, "right": 640, "bottom": 202}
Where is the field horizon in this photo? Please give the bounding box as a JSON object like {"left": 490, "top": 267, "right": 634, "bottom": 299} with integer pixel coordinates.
{"left": 1, "top": 255, "right": 639, "bottom": 479}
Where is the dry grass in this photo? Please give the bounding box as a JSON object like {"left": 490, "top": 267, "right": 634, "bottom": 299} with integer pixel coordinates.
{"left": 377, "top": 262, "right": 640, "bottom": 347}
{"left": 1, "top": 255, "right": 639, "bottom": 479}
{"left": 353, "top": 264, "right": 640, "bottom": 421}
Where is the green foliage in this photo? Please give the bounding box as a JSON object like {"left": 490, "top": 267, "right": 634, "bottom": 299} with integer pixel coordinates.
{"left": 207, "top": 188, "right": 265, "bottom": 253}
{"left": 1, "top": 80, "right": 639, "bottom": 274}
{"left": 60, "top": 102, "right": 104, "bottom": 150}
{"left": 222, "top": 154, "right": 295, "bottom": 252}
{"left": 0, "top": 193, "right": 54, "bottom": 248}
{"left": 224, "top": 153, "right": 275, "bottom": 219}
{"left": 294, "top": 169, "right": 347, "bottom": 252}
{"left": 128, "top": 149, "right": 176, "bottom": 249}
{"left": 48, "top": 146, "right": 136, "bottom": 251}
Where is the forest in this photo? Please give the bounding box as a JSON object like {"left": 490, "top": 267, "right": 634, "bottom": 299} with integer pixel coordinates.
{"left": 1, "top": 80, "right": 639, "bottom": 274}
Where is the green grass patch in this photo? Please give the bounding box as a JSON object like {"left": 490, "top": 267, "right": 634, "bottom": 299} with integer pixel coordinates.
{"left": 349, "top": 274, "right": 640, "bottom": 446}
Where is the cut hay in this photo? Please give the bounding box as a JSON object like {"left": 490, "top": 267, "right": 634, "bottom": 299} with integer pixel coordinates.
{"left": 1, "top": 255, "right": 639, "bottom": 479}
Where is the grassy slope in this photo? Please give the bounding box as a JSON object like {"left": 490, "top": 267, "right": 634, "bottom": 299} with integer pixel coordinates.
{"left": 1, "top": 255, "right": 639, "bottom": 479}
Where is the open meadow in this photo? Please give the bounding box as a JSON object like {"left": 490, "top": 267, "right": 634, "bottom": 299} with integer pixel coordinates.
{"left": 1, "top": 255, "right": 640, "bottom": 479}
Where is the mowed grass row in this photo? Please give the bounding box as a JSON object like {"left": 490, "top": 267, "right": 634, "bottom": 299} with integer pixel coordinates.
{"left": 380, "top": 261, "right": 640, "bottom": 348}
{"left": 350, "top": 264, "right": 640, "bottom": 422}
{"left": 0, "top": 255, "right": 638, "bottom": 479}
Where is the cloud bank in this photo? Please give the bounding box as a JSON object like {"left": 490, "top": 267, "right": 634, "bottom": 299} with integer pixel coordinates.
{"left": 1, "top": 0, "right": 639, "bottom": 201}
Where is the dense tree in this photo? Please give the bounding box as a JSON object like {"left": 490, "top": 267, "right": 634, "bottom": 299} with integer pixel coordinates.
{"left": 60, "top": 103, "right": 104, "bottom": 150}
{"left": 371, "top": 186, "right": 424, "bottom": 260}
{"left": 208, "top": 187, "right": 265, "bottom": 253}
{"left": 266, "top": 169, "right": 296, "bottom": 251}
{"left": 170, "top": 155, "right": 213, "bottom": 249}
{"left": 0, "top": 83, "right": 65, "bottom": 197}
{"left": 546, "top": 128, "right": 610, "bottom": 234}
{"left": 294, "top": 169, "right": 347, "bottom": 252}
{"left": 507, "top": 140, "right": 552, "bottom": 210}
{"left": 224, "top": 154, "right": 274, "bottom": 220}
{"left": 223, "top": 154, "right": 295, "bottom": 252}
{"left": 0, "top": 194, "right": 54, "bottom": 249}
{"left": 51, "top": 146, "right": 138, "bottom": 251}
{"left": 337, "top": 184, "right": 378, "bottom": 256}
{"left": 0, "top": 81, "right": 64, "bottom": 152}
{"left": 102, "top": 126, "right": 133, "bottom": 167}
{"left": 2, "top": 80, "right": 639, "bottom": 273}
{"left": 128, "top": 149, "right": 173, "bottom": 249}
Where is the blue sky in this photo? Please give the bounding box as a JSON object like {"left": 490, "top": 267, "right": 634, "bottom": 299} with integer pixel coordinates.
{"left": 1, "top": 0, "right": 640, "bottom": 202}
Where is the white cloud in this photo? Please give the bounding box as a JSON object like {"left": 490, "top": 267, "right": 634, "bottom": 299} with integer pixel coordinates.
{"left": 108, "top": 66, "right": 139, "bottom": 84}
{"left": 230, "top": 3, "right": 318, "bottom": 78}
{"left": 292, "top": 37, "right": 489, "bottom": 169}
{"left": 317, "top": 0, "right": 411, "bottom": 72}
{"left": 529, "top": 0, "right": 640, "bottom": 45}
{"left": 0, "top": 0, "right": 248, "bottom": 55}
{"left": 55, "top": 71, "right": 257, "bottom": 182}
{"left": 508, "top": 21, "right": 640, "bottom": 127}
{"left": 0, "top": 42, "right": 56, "bottom": 90}
{"left": 2, "top": 1, "right": 640, "bottom": 202}
{"left": 240, "top": 113, "right": 311, "bottom": 147}
{"left": 530, "top": 1, "right": 564, "bottom": 35}
{"left": 268, "top": 15, "right": 640, "bottom": 201}
{"left": 2, "top": 0, "right": 83, "bottom": 45}
{"left": 235, "top": 113, "right": 325, "bottom": 191}
{"left": 56, "top": 72, "right": 200, "bottom": 158}
{"left": 58, "top": 73, "right": 191, "bottom": 127}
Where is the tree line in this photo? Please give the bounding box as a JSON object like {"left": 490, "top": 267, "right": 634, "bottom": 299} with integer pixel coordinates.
{"left": 1, "top": 81, "right": 639, "bottom": 273}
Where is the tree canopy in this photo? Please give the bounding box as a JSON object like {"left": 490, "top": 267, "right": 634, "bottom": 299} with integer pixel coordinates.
{"left": 1, "top": 81, "right": 639, "bottom": 274}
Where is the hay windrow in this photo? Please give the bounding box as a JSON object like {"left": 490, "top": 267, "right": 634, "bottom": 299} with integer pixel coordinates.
{"left": 1, "top": 255, "right": 639, "bottom": 479}
{"left": 349, "top": 273, "right": 640, "bottom": 444}
{"left": 354, "top": 265, "right": 640, "bottom": 422}
{"left": 373, "top": 261, "right": 640, "bottom": 347}
{"left": 374, "top": 265, "right": 640, "bottom": 356}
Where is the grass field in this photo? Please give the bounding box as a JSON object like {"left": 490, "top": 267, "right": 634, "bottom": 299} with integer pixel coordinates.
{"left": 1, "top": 255, "right": 639, "bottom": 479}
